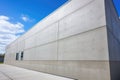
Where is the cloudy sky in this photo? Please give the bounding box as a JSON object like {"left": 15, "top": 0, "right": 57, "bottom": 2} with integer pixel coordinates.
{"left": 0, "top": 0, "right": 68, "bottom": 53}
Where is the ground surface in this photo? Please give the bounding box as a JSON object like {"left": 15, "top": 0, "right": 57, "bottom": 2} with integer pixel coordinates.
{"left": 0, "top": 64, "right": 74, "bottom": 80}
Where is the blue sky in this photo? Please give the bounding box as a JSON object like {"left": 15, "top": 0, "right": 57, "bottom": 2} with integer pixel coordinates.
{"left": 0, "top": 0, "right": 68, "bottom": 53}
{"left": 113, "top": 0, "right": 120, "bottom": 17}
{"left": 0, "top": 0, "right": 68, "bottom": 31}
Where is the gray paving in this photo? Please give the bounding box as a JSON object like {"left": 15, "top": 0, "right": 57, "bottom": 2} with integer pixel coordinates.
{"left": 0, "top": 64, "right": 74, "bottom": 80}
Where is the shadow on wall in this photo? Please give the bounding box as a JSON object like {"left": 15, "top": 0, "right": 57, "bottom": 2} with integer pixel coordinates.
{"left": 105, "top": 0, "right": 120, "bottom": 80}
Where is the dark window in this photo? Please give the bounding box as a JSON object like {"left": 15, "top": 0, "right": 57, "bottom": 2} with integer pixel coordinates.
{"left": 16, "top": 53, "right": 19, "bottom": 60}
{"left": 21, "top": 51, "right": 24, "bottom": 60}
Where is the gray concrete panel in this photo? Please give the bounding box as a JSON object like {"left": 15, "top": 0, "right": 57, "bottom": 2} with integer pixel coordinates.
{"left": 24, "top": 48, "right": 36, "bottom": 60}
{"left": 36, "top": 23, "right": 58, "bottom": 46}
{"left": 7, "top": 60, "right": 110, "bottom": 80}
{"left": 59, "top": 0, "right": 106, "bottom": 39}
{"left": 24, "top": 42, "right": 58, "bottom": 60}
{"left": 35, "top": 42, "right": 58, "bottom": 60}
{"left": 25, "top": 36, "right": 36, "bottom": 49}
{"left": 17, "top": 40, "right": 25, "bottom": 51}
{"left": 58, "top": 26, "right": 108, "bottom": 60}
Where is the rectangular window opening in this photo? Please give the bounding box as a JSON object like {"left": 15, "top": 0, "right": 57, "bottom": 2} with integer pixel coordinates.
{"left": 21, "top": 51, "right": 24, "bottom": 60}
{"left": 16, "top": 53, "right": 19, "bottom": 60}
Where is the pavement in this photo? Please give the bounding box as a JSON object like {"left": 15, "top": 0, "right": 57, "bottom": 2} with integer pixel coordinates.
{"left": 0, "top": 64, "right": 74, "bottom": 80}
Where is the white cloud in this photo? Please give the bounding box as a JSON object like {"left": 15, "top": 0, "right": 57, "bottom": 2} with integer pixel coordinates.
{"left": 22, "top": 16, "right": 29, "bottom": 22}
{"left": 0, "top": 16, "right": 9, "bottom": 20}
{"left": 0, "top": 15, "right": 25, "bottom": 53}
{"left": 21, "top": 15, "right": 30, "bottom": 22}
{"left": 21, "top": 14, "right": 35, "bottom": 22}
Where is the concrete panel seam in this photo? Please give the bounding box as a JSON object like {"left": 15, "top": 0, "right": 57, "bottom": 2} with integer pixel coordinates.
{"left": 23, "top": 25, "right": 106, "bottom": 51}
{"left": 57, "top": 21, "right": 60, "bottom": 60}
{"left": 7, "top": 0, "right": 95, "bottom": 47}
{"left": 23, "top": 0, "right": 94, "bottom": 41}
{"left": 24, "top": 41, "right": 57, "bottom": 51}
{"left": 23, "top": 0, "right": 94, "bottom": 40}
{"left": 58, "top": 25, "right": 107, "bottom": 41}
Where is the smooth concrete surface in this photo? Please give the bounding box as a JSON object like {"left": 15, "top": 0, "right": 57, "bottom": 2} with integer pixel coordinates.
{"left": 5, "top": 26, "right": 108, "bottom": 61}
{"left": 35, "top": 22, "right": 58, "bottom": 46}
{"left": 5, "top": 0, "right": 108, "bottom": 61}
{"left": 58, "top": 26, "right": 108, "bottom": 60}
{"left": 0, "top": 64, "right": 74, "bottom": 80}
{"left": 24, "top": 42, "right": 58, "bottom": 60}
{"left": 58, "top": 0, "right": 106, "bottom": 39}
{"left": 4, "top": 0, "right": 110, "bottom": 80}
{"left": 5, "top": 61, "right": 110, "bottom": 80}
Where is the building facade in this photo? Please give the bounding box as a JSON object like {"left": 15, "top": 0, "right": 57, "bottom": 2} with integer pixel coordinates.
{"left": 4, "top": 0, "right": 120, "bottom": 80}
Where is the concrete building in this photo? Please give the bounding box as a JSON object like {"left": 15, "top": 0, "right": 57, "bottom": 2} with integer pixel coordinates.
{"left": 4, "top": 0, "right": 120, "bottom": 80}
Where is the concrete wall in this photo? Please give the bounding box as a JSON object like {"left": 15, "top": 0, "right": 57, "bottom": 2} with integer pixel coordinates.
{"left": 105, "top": 0, "right": 120, "bottom": 80}
{"left": 4, "top": 0, "right": 110, "bottom": 80}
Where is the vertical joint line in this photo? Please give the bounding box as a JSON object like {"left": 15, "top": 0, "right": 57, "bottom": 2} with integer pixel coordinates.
{"left": 57, "top": 21, "right": 60, "bottom": 60}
